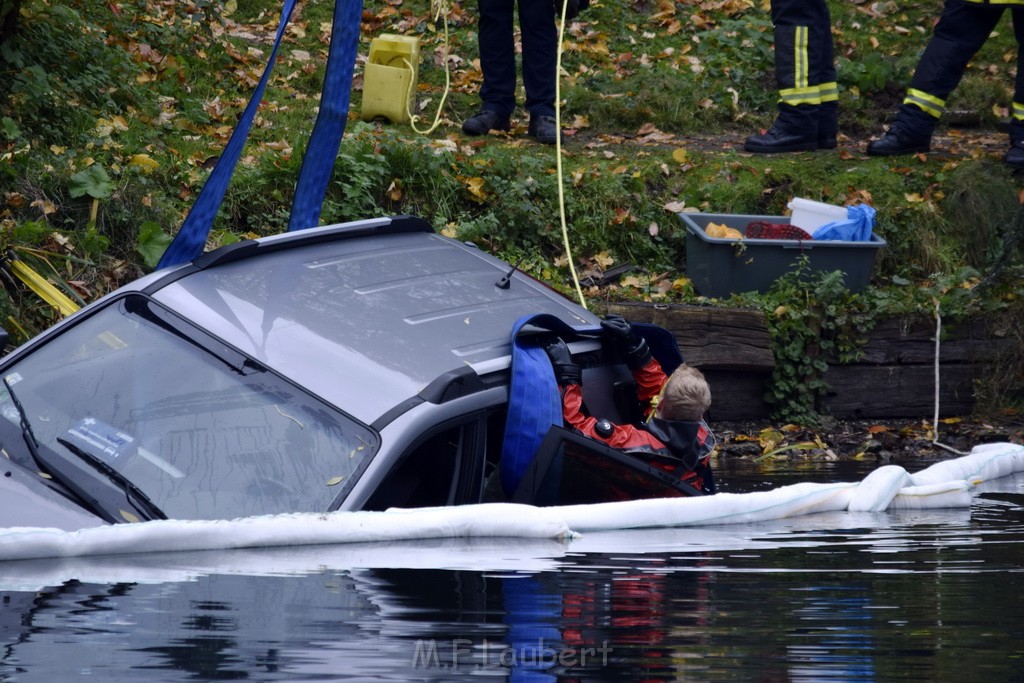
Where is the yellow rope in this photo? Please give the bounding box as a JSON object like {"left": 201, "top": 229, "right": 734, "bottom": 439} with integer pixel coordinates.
{"left": 406, "top": 0, "right": 587, "bottom": 308}
{"left": 405, "top": 0, "right": 451, "bottom": 135}
{"left": 555, "top": 1, "right": 588, "bottom": 309}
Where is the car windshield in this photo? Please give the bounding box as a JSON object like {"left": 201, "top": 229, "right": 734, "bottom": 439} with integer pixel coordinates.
{"left": 0, "top": 295, "right": 377, "bottom": 520}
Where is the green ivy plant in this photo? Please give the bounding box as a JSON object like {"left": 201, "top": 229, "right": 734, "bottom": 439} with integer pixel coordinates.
{"left": 736, "top": 258, "right": 878, "bottom": 426}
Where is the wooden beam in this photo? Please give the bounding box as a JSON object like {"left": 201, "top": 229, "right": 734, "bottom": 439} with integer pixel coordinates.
{"left": 600, "top": 302, "right": 774, "bottom": 370}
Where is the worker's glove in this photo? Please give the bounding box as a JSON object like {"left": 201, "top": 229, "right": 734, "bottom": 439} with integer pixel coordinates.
{"left": 555, "top": 0, "right": 588, "bottom": 21}
{"left": 600, "top": 314, "right": 652, "bottom": 370}
{"left": 544, "top": 338, "right": 582, "bottom": 386}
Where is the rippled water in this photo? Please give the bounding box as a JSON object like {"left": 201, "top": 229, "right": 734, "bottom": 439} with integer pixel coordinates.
{"left": 2, "top": 462, "right": 1022, "bottom": 681}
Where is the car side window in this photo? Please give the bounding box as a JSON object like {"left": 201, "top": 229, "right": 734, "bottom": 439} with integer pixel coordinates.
{"left": 362, "top": 416, "right": 488, "bottom": 511}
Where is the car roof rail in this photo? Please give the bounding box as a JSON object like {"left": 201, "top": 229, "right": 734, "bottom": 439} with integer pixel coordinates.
{"left": 191, "top": 214, "right": 434, "bottom": 270}
{"left": 143, "top": 215, "right": 434, "bottom": 293}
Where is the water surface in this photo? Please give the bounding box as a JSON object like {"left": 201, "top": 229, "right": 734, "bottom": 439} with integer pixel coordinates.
{"left": 2, "top": 460, "right": 1022, "bottom": 681}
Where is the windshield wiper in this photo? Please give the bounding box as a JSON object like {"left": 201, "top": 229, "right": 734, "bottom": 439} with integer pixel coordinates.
{"left": 57, "top": 437, "right": 167, "bottom": 522}
{"left": 2, "top": 376, "right": 119, "bottom": 523}
{"left": 3, "top": 375, "right": 44, "bottom": 469}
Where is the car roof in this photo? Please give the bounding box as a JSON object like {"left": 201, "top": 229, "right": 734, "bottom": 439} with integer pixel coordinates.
{"left": 145, "top": 216, "right": 599, "bottom": 426}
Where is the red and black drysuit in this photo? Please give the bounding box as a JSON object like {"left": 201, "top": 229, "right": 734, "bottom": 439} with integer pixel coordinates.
{"left": 557, "top": 357, "right": 716, "bottom": 494}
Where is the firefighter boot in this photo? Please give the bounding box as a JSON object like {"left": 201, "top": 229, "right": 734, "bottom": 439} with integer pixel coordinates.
{"left": 1005, "top": 140, "right": 1024, "bottom": 170}
{"left": 1005, "top": 121, "right": 1024, "bottom": 169}
{"left": 744, "top": 104, "right": 818, "bottom": 154}
{"left": 867, "top": 107, "right": 933, "bottom": 156}
{"left": 817, "top": 101, "right": 838, "bottom": 150}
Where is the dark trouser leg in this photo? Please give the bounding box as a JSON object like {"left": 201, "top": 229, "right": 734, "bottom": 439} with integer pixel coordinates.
{"left": 816, "top": 1, "right": 838, "bottom": 147}
{"left": 1009, "top": 7, "right": 1024, "bottom": 141}
{"left": 895, "top": 0, "right": 1005, "bottom": 137}
{"left": 519, "top": 0, "right": 557, "bottom": 116}
{"left": 1005, "top": 7, "right": 1024, "bottom": 167}
{"left": 477, "top": 0, "right": 517, "bottom": 117}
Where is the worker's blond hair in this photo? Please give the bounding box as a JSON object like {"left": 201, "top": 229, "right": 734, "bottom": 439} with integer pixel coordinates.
{"left": 657, "top": 364, "right": 711, "bottom": 422}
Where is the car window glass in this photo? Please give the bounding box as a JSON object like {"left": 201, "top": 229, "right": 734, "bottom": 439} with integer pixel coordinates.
{"left": 0, "top": 296, "right": 377, "bottom": 520}
{"left": 362, "top": 426, "right": 463, "bottom": 511}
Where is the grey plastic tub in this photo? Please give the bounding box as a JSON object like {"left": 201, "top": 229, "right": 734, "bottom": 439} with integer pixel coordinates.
{"left": 679, "top": 212, "right": 886, "bottom": 298}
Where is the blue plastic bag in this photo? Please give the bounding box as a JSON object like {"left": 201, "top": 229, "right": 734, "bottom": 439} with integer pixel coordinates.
{"left": 812, "top": 204, "right": 876, "bottom": 242}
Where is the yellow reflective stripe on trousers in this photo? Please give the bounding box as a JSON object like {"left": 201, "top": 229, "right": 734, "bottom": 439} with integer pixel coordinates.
{"left": 904, "top": 88, "right": 945, "bottom": 118}
{"left": 1014, "top": 102, "right": 1024, "bottom": 121}
{"left": 780, "top": 85, "right": 821, "bottom": 106}
{"left": 818, "top": 81, "right": 839, "bottom": 103}
{"left": 794, "top": 26, "right": 809, "bottom": 90}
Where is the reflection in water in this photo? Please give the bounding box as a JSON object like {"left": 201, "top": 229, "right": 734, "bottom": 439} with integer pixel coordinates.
{"left": 1, "top": 475, "right": 1022, "bottom": 680}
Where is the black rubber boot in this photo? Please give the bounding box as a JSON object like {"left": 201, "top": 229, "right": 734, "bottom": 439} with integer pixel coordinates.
{"left": 867, "top": 106, "right": 934, "bottom": 156}
{"left": 744, "top": 104, "right": 818, "bottom": 154}
{"left": 866, "top": 127, "right": 932, "bottom": 156}
{"left": 462, "top": 109, "right": 511, "bottom": 136}
{"left": 527, "top": 114, "right": 561, "bottom": 145}
{"left": 1005, "top": 140, "right": 1024, "bottom": 170}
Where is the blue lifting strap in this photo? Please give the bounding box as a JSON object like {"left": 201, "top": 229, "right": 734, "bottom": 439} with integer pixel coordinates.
{"left": 158, "top": 0, "right": 298, "bottom": 269}
{"left": 500, "top": 314, "right": 599, "bottom": 496}
{"left": 288, "top": 0, "right": 364, "bottom": 232}
{"left": 158, "top": 0, "right": 365, "bottom": 268}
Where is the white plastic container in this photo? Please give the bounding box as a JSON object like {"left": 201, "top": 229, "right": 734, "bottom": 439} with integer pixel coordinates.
{"left": 787, "top": 198, "right": 847, "bottom": 233}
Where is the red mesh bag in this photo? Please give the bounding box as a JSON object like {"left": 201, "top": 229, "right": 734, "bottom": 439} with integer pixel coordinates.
{"left": 745, "top": 221, "right": 813, "bottom": 240}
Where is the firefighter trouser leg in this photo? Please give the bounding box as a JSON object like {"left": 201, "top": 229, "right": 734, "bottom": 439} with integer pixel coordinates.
{"left": 770, "top": 0, "right": 837, "bottom": 133}
{"left": 1010, "top": 7, "right": 1024, "bottom": 141}
{"left": 897, "top": 0, "right": 1008, "bottom": 135}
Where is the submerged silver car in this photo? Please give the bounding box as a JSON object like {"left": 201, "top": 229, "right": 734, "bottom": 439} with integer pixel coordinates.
{"left": 0, "top": 216, "right": 698, "bottom": 531}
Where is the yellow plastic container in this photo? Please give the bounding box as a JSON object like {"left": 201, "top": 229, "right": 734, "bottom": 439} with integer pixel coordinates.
{"left": 361, "top": 34, "right": 420, "bottom": 124}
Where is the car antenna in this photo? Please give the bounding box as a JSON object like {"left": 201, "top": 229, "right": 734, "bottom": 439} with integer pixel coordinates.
{"left": 495, "top": 256, "right": 527, "bottom": 289}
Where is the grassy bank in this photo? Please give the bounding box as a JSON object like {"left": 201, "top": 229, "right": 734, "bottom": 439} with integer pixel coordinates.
{"left": 1, "top": 0, "right": 1022, "bottom": 423}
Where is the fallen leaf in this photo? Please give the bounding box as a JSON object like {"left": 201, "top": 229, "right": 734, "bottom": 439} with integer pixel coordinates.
{"left": 31, "top": 199, "right": 57, "bottom": 215}
{"left": 128, "top": 154, "right": 160, "bottom": 174}
{"left": 387, "top": 180, "right": 403, "bottom": 201}
{"left": 758, "top": 428, "right": 785, "bottom": 452}
{"left": 464, "top": 176, "right": 488, "bottom": 201}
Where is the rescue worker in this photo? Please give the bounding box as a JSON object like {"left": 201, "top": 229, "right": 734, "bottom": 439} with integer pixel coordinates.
{"left": 543, "top": 315, "right": 717, "bottom": 493}
{"left": 744, "top": 0, "right": 839, "bottom": 154}
{"left": 866, "top": 0, "right": 1024, "bottom": 168}
{"left": 461, "top": 0, "right": 585, "bottom": 144}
